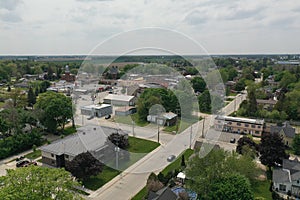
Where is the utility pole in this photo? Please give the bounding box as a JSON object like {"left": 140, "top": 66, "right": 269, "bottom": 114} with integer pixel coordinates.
{"left": 132, "top": 120, "right": 135, "bottom": 137}
{"left": 114, "top": 147, "right": 120, "bottom": 170}
{"left": 202, "top": 117, "right": 206, "bottom": 138}
{"left": 190, "top": 125, "right": 192, "bottom": 149}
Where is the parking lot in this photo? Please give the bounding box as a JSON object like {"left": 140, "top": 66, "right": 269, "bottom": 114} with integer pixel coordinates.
{"left": 204, "top": 128, "right": 242, "bottom": 143}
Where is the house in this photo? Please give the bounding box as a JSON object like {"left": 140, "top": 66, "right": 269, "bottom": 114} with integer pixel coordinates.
{"left": 148, "top": 187, "right": 178, "bottom": 200}
{"left": 270, "top": 122, "right": 296, "bottom": 146}
{"left": 81, "top": 104, "right": 112, "bottom": 118}
{"left": 40, "top": 125, "right": 127, "bottom": 167}
{"left": 273, "top": 158, "right": 300, "bottom": 197}
{"left": 214, "top": 116, "right": 264, "bottom": 137}
{"left": 103, "top": 94, "right": 136, "bottom": 106}
{"left": 147, "top": 112, "right": 178, "bottom": 127}
{"left": 256, "top": 99, "right": 277, "bottom": 111}
{"left": 61, "top": 65, "right": 75, "bottom": 82}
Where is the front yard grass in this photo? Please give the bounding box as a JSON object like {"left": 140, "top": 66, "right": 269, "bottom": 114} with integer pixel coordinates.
{"left": 83, "top": 165, "right": 120, "bottom": 191}
{"left": 24, "top": 150, "right": 41, "bottom": 160}
{"left": 83, "top": 136, "right": 160, "bottom": 191}
{"left": 252, "top": 180, "right": 272, "bottom": 200}
{"left": 114, "top": 113, "right": 149, "bottom": 127}
{"left": 131, "top": 149, "right": 194, "bottom": 200}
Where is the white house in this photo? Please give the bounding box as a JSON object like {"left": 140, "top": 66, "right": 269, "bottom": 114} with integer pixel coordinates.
{"left": 273, "top": 158, "right": 300, "bottom": 197}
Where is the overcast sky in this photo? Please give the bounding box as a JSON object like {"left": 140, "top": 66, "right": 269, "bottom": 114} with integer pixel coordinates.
{"left": 0, "top": 0, "right": 300, "bottom": 55}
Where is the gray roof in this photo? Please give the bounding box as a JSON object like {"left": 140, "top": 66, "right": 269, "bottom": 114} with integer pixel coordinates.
{"left": 148, "top": 187, "right": 178, "bottom": 200}
{"left": 40, "top": 125, "right": 126, "bottom": 157}
{"left": 273, "top": 169, "right": 290, "bottom": 183}
{"left": 270, "top": 122, "right": 296, "bottom": 138}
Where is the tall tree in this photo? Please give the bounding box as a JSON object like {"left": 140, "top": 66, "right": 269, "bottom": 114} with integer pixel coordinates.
{"left": 65, "top": 152, "right": 103, "bottom": 181}
{"left": 191, "top": 77, "right": 206, "bottom": 93}
{"left": 186, "top": 149, "right": 258, "bottom": 199}
{"left": 292, "top": 134, "right": 300, "bottom": 155}
{"left": 259, "top": 133, "right": 289, "bottom": 170}
{"left": 247, "top": 89, "right": 257, "bottom": 116}
{"left": 0, "top": 166, "right": 82, "bottom": 200}
{"left": 35, "top": 92, "right": 73, "bottom": 133}
{"left": 207, "top": 173, "right": 254, "bottom": 200}
{"left": 108, "top": 132, "right": 129, "bottom": 149}
{"left": 27, "top": 87, "right": 36, "bottom": 107}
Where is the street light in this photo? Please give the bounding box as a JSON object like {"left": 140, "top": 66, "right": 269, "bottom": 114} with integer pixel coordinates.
{"left": 114, "top": 146, "right": 120, "bottom": 170}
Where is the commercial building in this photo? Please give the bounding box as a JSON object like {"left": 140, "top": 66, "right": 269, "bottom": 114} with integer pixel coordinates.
{"left": 214, "top": 116, "right": 264, "bottom": 137}
{"left": 81, "top": 104, "right": 112, "bottom": 118}
{"left": 103, "top": 94, "right": 135, "bottom": 106}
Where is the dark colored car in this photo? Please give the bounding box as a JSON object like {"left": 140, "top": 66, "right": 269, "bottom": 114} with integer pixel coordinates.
{"left": 105, "top": 115, "right": 111, "bottom": 119}
{"left": 16, "top": 160, "right": 30, "bottom": 168}
{"left": 16, "top": 160, "right": 37, "bottom": 168}
{"left": 167, "top": 155, "right": 176, "bottom": 162}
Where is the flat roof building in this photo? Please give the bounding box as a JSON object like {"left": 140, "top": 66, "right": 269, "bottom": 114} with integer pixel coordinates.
{"left": 81, "top": 104, "right": 112, "bottom": 118}
{"left": 214, "top": 116, "right": 264, "bottom": 137}
{"left": 103, "top": 94, "right": 135, "bottom": 106}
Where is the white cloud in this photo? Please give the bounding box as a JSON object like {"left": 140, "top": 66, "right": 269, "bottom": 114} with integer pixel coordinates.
{"left": 0, "top": 0, "right": 300, "bottom": 54}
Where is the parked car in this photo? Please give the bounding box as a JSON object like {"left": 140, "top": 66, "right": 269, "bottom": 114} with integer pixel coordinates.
{"left": 16, "top": 160, "right": 30, "bottom": 168}
{"left": 167, "top": 155, "right": 176, "bottom": 162}
{"left": 16, "top": 156, "right": 25, "bottom": 161}
{"left": 87, "top": 116, "right": 94, "bottom": 120}
{"left": 16, "top": 159, "right": 37, "bottom": 168}
{"left": 105, "top": 115, "right": 111, "bottom": 119}
{"left": 230, "top": 138, "right": 236, "bottom": 143}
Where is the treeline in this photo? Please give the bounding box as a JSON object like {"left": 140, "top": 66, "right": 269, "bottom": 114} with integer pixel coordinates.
{"left": 0, "top": 130, "right": 43, "bottom": 159}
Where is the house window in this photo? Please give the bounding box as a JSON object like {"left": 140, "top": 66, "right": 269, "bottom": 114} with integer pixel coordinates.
{"left": 251, "top": 125, "right": 256, "bottom": 128}
{"left": 245, "top": 124, "right": 249, "bottom": 127}
{"left": 51, "top": 154, "right": 54, "bottom": 157}
{"left": 218, "top": 120, "right": 221, "bottom": 123}
{"left": 258, "top": 125, "right": 261, "bottom": 128}
{"left": 228, "top": 122, "right": 232, "bottom": 125}
{"left": 255, "top": 131, "right": 259, "bottom": 134}
{"left": 51, "top": 160, "right": 55, "bottom": 164}
{"left": 237, "top": 123, "right": 241, "bottom": 126}
{"left": 279, "top": 184, "right": 286, "bottom": 191}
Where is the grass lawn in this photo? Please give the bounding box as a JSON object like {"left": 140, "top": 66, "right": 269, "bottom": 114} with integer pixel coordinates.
{"left": 161, "top": 149, "right": 194, "bottom": 175}
{"left": 114, "top": 113, "right": 149, "bottom": 127}
{"left": 83, "top": 165, "right": 120, "bottom": 191}
{"left": 131, "top": 186, "right": 147, "bottom": 200}
{"left": 24, "top": 150, "right": 41, "bottom": 160}
{"left": 131, "top": 149, "right": 194, "bottom": 200}
{"left": 252, "top": 180, "right": 272, "bottom": 199}
{"left": 127, "top": 136, "right": 159, "bottom": 153}
{"left": 83, "top": 137, "right": 160, "bottom": 191}
{"left": 62, "top": 126, "right": 77, "bottom": 136}
{"left": 163, "top": 119, "right": 197, "bottom": 134}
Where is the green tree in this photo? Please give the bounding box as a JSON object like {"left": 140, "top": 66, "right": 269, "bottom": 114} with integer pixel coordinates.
{"left": 191, "top": 77, "right": 206, "bottom": 93}
{"left": 27, "top": 87, "right": 36, "bottom": 107}
{"left": 186, "top": 149, "right": 258, "bottom": 198}
{"left": 207, "top": 173, "right": 254, "bottom": 200}
{"left": 259, "top": 133, "right": 289, "bottom": 171}
{"left": 198, "top": 90, "right": 211, "bottom": 113}
{"left": 236, "top": 136, "right": 258, "bottom": 158}
{"left": 65, "top": 152, "right": 103, "bottom": 181}
{"left": 0, "top": 166, "right": 82, "bottom": 200}
{"left": 247, "top": 89, "right": 257, "bottom": 116}
{"left": 108, "top": 132, "right": 129, "bottom": 149}
{"left": 292, "top": 134, "right": 300, "bottom": 155}
{"left": 280, "top": 71, "right": 297, "bottom": 88}
{"left": 35, "top": 92, "right": 73, "bottom": 133}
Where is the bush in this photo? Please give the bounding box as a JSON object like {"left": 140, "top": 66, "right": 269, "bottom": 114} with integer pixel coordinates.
{"left": 0, "top": 130, "right": 43, "bottom": 159}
